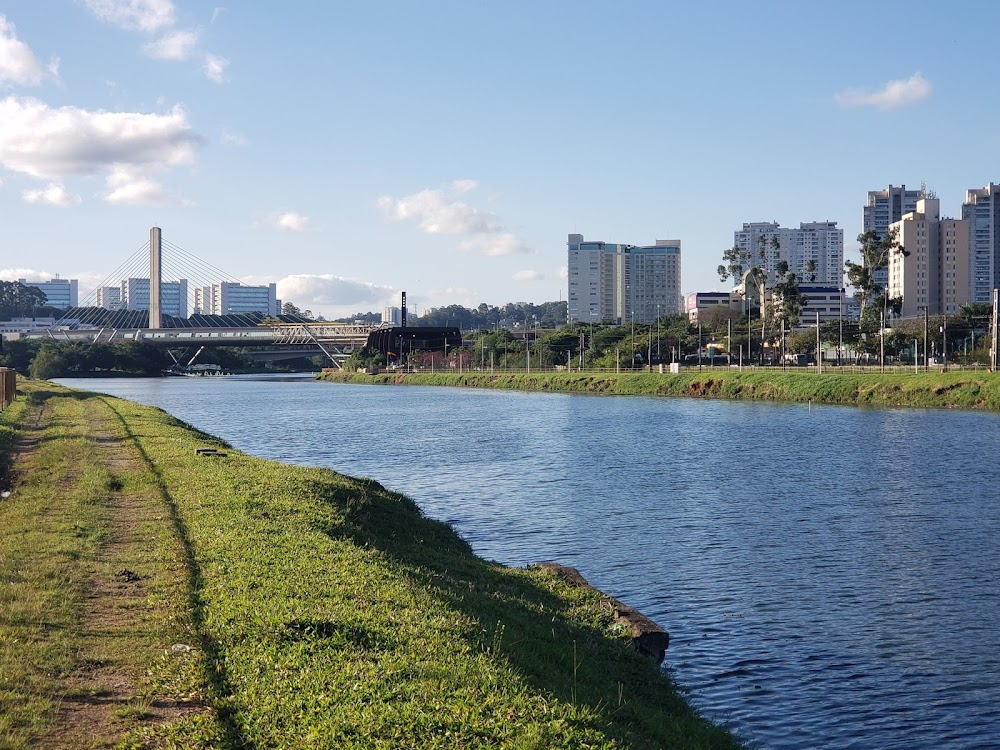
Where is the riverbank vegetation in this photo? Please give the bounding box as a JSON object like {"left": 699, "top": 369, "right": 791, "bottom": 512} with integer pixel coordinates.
{"left": 318, "top": 369, "right": 1000, "bottom": 410}
{"left": 0, "top": 380, "right": 742, "bottom": 749}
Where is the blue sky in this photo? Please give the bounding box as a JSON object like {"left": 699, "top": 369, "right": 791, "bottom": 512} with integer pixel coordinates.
{"left": 1, "top": 1, "right": 997, "bottom": 318}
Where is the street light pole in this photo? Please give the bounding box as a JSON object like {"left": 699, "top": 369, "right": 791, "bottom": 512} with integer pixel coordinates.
{"left": 942, "top": 318, "right": 948, "bottom": 372}
{"left": 924, "top": 307, "right": 929, "bottom": 371}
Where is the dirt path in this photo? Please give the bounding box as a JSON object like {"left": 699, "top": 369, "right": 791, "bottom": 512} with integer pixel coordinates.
{"left": 2, "top": 389, "right": 208, "bottom": 748}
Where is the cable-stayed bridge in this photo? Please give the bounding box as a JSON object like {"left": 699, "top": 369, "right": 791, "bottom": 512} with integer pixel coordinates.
{"left": 34, "top": 227, "right": 378, "bottom": 369}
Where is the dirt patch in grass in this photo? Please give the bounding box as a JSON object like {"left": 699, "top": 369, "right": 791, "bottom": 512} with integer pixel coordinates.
{"left": 2, "top": 394, "right": 210, "bottom": 748}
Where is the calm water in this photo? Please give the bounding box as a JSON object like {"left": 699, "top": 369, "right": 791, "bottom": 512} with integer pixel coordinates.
{"left": 63, "top": 375, "right": 1000, "bottom": 749}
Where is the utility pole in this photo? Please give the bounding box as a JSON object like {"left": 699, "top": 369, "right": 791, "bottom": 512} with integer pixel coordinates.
{"left": 879, "top": 309, "right": 885, "bottom": 374}
{"left": 993, "top": 289, "right": 999, "bottom": 373}
{"left": 924, "top": 308, "right": 930, "bottom": 372}
{"left": 817, "top": 311, "right": 822, "bottom": 374}
{"left": 942, "top": 317, "right": 948, "bottom": 372}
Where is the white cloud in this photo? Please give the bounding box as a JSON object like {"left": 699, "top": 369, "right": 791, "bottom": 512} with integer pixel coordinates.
{"left": 144, "top": 28, "right": 199, "bottom": 60}
{"left": 83, "top": 1, "right": 228, "bottom": 83}
{"left": 104, "top": 166, "right": 169, "bottom": 204}
{"left": 378, "top": 188, "right": 500, "bottom": 235}
{"left": 512, "top": 269, "right": 543, "bottom": 281}
{"left": 0, "top": 97, "right": 201, "bottom": 202}
{"left": 275, "top": 274, "right": 395, "bottom": 308}
{"left": 460, "top": 232, "right": 533, "bottom": 257}
{"left": 835, "top": 73, "right": 932, "bottom": 110}
{"left": 558, "top": 265, "right": 568, "bottom": 279}
{"left": 210, "top": 7, "right": 227, "bottom": 24}
{"left": 379, "top": 180, "right": 534, "bottom": 257}
{"left": 82, "top": 0, "right": 176, "bottom": 32}
{"left": 451, "top": 178, "right": 478, "bottom": 193}
{"left": 265, "top": 212, "right": 311, "bottom": 232}
{"left": 203, "top": 53, "right": 228, "bottom": 83}
{"left": 221, "top": 129, "right": 248, "bottom": 147}
{"left": 0, "top": 267, "right": 54, "bottom": 281}
{"left": 22, "top": 182, "right": 81, "bottom": 207}
{"left": 0, "top": 15, "right": 48, "bottom": 87}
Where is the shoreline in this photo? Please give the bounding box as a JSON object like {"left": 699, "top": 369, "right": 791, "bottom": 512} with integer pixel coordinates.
{"left": 317, "top": 368, "right": 1000, "bottom": 410}
{"left": 0, "top": 380, "right": 744, "bottom": 748}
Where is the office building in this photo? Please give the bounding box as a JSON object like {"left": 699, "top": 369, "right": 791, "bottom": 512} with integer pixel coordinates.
{"left": 888, "top": 198, "right": 969, "bottom": 317}
{"left": 121, "top": 277, "right": 189, "bottom": 318}
{"left": 567, "top": 234, "right": 681, "bottom": 324}
{"left": 961, "top": 182, "right": 1000, "bottom": 304}
{"left": 731, "top": 221, "right": 843, "bottom": 286}
{"left": 95, "top": 286, "right": 123, "bottom": 310}
{"left": 18, "top": 277, "right": 78, "bottom": 309}
{"left": 382, "top": 307, "right": 402, "bottom": 325}
{"left": 194, "top": 282, "right": 280, "bottom": 317}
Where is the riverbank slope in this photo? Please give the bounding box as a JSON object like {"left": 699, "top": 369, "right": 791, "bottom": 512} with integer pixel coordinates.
{"left": 0, "top": 381, "right": 742, "bottom": 749}
{"left": 317, "top": 369, "right": 1000, "bottom": 409}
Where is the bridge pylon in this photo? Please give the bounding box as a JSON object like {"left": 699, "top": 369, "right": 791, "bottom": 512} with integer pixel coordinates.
{"left": 149, "top": 226, "right": 162, "bottom": 329}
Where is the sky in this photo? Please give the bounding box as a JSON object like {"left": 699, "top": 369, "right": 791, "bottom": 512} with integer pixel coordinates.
{"left": 1, "top": 1, "right": 999, "bottom": 319}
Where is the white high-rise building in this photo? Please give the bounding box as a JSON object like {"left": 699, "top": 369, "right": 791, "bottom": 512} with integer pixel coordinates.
{"left": 888, "top": 198, "right": 970, "bottom": 317}
{"left": 730, "top": 221, "right": 843, "bottom": 285}
{"left": 381, "top": 307, "right": 402, "bottom": 325}
{"left": 567, "top": 234, "right": 681, "bottom": 324}
{"left": 961, "top": 182, "right": 1000, "bottom": 304}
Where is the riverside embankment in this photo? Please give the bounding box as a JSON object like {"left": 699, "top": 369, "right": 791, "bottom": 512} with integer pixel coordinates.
{"left": 0, "top": 380, "right": 743, "bottom": 749}
{"left": 317, "top": 368, "right": 1000, "bottom": 410}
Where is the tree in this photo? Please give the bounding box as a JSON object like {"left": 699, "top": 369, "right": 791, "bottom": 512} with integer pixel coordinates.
{"left": 29, "top": 344, "right": 67, "bottom": 379}
{"left": 0, "top": 281, "right": 47, "bottom": 321}
{"left": 804, "top": 259, "right": 817, "bottom": 283}
{"left": 720, "top": 234, "right": 780, "bottom": 363}
{"left": 282, "top": 302, "right": 302, "bottom": 316}
{"left": 844, "top": 227, "right": 907, "bottom": 326}
{"left": 769, "top": 261, "right": 807, "bottom": 331}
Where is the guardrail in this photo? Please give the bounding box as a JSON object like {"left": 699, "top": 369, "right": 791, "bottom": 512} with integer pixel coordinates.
{"left": 0, "top": 368, "right": 15, "bottom": 411}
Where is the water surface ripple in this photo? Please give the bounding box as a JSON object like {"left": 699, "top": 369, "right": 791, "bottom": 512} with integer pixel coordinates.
{"left": 67, "top": 375, "right": 1000, "bottom": 749}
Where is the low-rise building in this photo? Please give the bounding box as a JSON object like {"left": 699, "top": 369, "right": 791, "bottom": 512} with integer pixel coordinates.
{"left": 686, "top": 292, "right": 740, "bottom": 322}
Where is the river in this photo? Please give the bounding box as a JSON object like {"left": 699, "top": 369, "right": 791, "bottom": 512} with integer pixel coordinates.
{"left": 60, "top": 374, "right": 1000, "bottom": 749}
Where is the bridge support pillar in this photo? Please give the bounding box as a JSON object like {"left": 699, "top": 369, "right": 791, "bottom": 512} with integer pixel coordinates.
{"left": 150, "top": 226, "right": 162, "bottom": 329}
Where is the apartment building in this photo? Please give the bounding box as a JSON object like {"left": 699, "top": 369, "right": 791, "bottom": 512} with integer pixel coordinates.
{"left": 567, "top": 234, "right": 681, "bottom": 324}
{"left": 888, "top": 198, "right": 970, "bottom": 317}
{"left": 961, "top": 182, "right": 1000, "bottom": 304}
{"left": 731, "top": 221, "right": 843, "bottom": 286}
{"left": 863, "top": 184, "right": 923, "bottom": 289}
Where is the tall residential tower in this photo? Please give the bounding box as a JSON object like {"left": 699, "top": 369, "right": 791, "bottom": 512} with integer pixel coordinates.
{"left": 731, "top": 221, "right": 843, "bottom": 285}
{"left": 567, "top": 234, "right": 681, "bottom": 324}
{"left": 961, "top": 182, "right": 1000, "bottom": 304}
{"left": 863, "top": 185, "right": 924, "bottom": 289}
{"left": 888, "top": 198, "right": 970, "bottom": 317}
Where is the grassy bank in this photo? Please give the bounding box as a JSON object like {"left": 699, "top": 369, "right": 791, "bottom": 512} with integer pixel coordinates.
{"left": 0, "top": 381, "right": 742, "bottom": 749}
{"left": 317, "top": 369, "right": 1000, "bottom": 410}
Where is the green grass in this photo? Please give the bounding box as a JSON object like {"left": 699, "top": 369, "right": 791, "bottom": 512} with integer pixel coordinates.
{"left": 0, "top": 384, "right": 223, "bottom": 748}
{"left": 1, "top": 382, "right": 743, "bottom": 749}
{"left": 318, "top": 369, "right": 1000, "bottom": 409}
